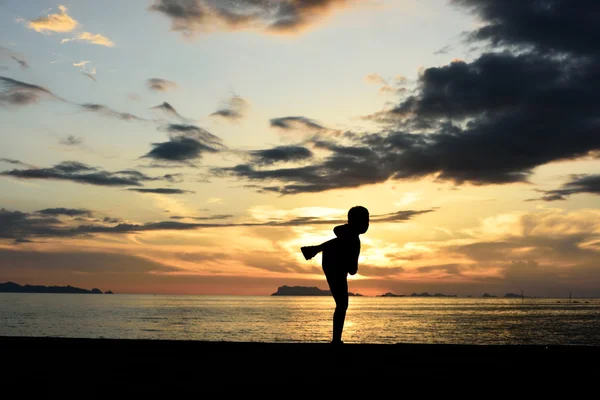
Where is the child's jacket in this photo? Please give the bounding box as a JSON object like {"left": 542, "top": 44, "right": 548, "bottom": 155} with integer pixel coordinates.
{"left": 322, "top": 224, "right": 361, "bottom": 276}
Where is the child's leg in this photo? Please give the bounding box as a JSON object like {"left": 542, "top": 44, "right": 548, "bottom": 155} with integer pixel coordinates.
{"left": 301, "top": 238, "right": 337, "bottom": 260}
{"left": 326, "top": 273, "right": 349, "bottom": 343}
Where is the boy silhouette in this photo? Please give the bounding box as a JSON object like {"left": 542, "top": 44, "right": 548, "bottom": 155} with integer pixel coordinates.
{"left": 301, "top": 206, "right": 369, "bottom": 344}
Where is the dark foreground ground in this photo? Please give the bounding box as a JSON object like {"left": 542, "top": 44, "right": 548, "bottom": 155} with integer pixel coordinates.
{"left": 3, "top": 336, "right": 599, "bottom": 392}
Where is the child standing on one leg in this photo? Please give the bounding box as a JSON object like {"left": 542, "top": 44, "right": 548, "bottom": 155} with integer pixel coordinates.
{"left": 301, "top": 206, "right": 369, "bottom": 344}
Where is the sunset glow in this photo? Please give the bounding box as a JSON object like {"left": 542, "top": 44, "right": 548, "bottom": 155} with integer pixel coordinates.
{"left": 2, "top": 0, "right": 600, "bottom": 297}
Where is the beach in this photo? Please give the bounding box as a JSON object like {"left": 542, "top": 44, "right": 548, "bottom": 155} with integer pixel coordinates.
{"left": 4, "top": 336, "right": 600, "bottom": 391}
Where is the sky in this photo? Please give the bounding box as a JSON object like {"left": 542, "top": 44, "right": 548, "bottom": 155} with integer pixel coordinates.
{"left": 1, "top": 0, "right": 600, "bottom": 297}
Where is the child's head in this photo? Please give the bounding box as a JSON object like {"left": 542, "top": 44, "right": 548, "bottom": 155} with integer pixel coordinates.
{"left": 348, "top": 205, "right": 369, "bottom": 234}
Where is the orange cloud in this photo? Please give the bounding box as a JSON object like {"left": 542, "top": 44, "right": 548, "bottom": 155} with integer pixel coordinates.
{"left": 26, "top": 5, "right": 78, "bottom": 33}
{"left": 62, "top": 32, "right": 115, "bottom": 47}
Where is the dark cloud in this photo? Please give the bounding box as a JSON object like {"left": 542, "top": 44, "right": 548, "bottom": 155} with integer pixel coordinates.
{"left": 433, "top": 45, "right": 452, "bottom": 55}
{"left": 0, "top": 206, "right": 433, "bottom": 241}
{"left": 1, "top": 161, "right": 159, "bottom": 187}
{"left": 249, "top": 145, "right": 313, "bottom": 166}
{"left": 149, "top": 0, "right": 351, "bottom": 37}
{"left": 82, "top": 72, "right": 97, "bottom": 82}
{"left": 150, "top": 101, "right": 185, "bottom": 120}
{"left": 79, "top": 103, "right": 146, "bottom": 121}
{"left": 127, "top": 188, "right": 194, "bottom": 194}
{"left": 210, "top": 95, "right": 248, "bottom": 121}
{"left": 11, "top": 56, "right": 29, "bottom": 69}
{"left": 0, "top": 76, "right": 64, "bottom": 106}
{"left": 164, "top": 173, "right": 184, "bottom": 183}
{"left": 170, "top": 214, "right": 233, "bottom": 220}
{"left": 142, "top": 123, "right": 225, "bottom": 165}
{"left": 0, "top": 158, "right": 34, "bottom": 168}
{"left": 270, "top": 116, "right": 325, "bottom": 131}
{"left": 59, "top": 135, "right": 83, "bottom": 146}
{"left": 37, "top": 208, "right": 93, "bottom": 217}
{"left": 532, "top": 175, "right": 600, "bottom": 201}
{"left": 0, "top": 46, "right": 29, "bottom": 70}
{"left": 213, "top": 133, "right": 394, "bottom": 194}
{"left": 453, "top": 0, "right": 600, "bottom": 56}
{"left": 223, "top": 1, "right": 600, "bottom": 193}
{"left": 0, "top": 77, "right": 148, "bottom": 122}
{"left": 146, "top": 78, "right": 178, "bottom": 92}
{"left": 1, "top": 208, "right": 66, "bottom": 241}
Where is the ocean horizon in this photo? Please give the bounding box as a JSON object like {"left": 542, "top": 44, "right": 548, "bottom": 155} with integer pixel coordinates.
{"left": 2, "top": 293, "right": 599, "bottom": 346}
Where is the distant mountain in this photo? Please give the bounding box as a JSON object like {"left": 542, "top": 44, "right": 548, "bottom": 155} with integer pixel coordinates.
{"left": 0, "top": 282, "right": 111, "bottom": 294}
{"left": 377, "top": 292, "right": 405, "bottom": 297}
{"left": 410, "top": 292, "right": 458, "bottom": 297}
{"left": 271, "top": 285, "right": 363, "bottom": 296}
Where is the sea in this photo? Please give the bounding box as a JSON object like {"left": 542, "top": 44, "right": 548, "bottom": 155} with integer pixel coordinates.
{"left": 1, "top": 293, "right": 599, "bottom": 346}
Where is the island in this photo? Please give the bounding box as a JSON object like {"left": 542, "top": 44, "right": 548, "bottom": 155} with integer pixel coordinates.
{"left": 271, "top": 285, "right": 363, "bottom": 296}
{"left": 377, "top": 292, "right": 405, "bottom": 297}
{"left": 410, "top": 292, "right": 458, "bottom": 297}
{"left": 482, "top": 293, "right": 497, "bottom": 298}
{"left": 0, "top": 282, "right": 112, "bottom": 294}
{"left": 504, "top": 293, "right": 527, "bottom": 298}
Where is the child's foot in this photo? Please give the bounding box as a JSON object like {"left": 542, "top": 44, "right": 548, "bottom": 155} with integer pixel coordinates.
{"left": 301, "top": 246, "right": 319, "bottom": 260}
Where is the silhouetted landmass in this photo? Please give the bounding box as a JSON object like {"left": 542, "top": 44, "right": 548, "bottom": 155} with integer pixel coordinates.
{"left": 271, "top": 285, "right": 363, "bottom": 296}
{"left": 377, "top": 292, "right": 405, "bottom": 297}
{"left": 105, "top": 290, "right": 114, "bottom": 294}
{"left": 410, "top": 292, "right": 458, "bottom": 297}
{"left": 504, "top": 293, "right": 527, "bottom": 298}
{"left": 482, "top": 293, "right": 497, "bottom": 298}
{"left": 0, "top": 282, "right": 110, "bottom": 294}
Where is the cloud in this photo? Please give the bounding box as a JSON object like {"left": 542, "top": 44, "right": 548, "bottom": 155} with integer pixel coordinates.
{"left": 163, "top": 173, "right": 184, "bottom": 183}
{"left": 37, "top": 208, "right": 93, "bottom": 217}
{"left": 0, "top": 76, "right": 65, "bottom": 106}
{"left": 59, "top": 135, "right": 83, "bottom": 146}
{"left": 249, "top": 145, "right": 314, "bottom": 166}
{"left": 453, "top": 0, "right": 600, "bottom": 57}
{"left": 221, "top": 0, "right": 593, "bottom": 193}
{"left": 1, "top": 46, "right": 28, "bottom": 70}
{"left": 141, "top": 124, "right": 225, "bottom": 165}
{"left": 1, "top": 161, "right": 161, "bottom": 188}
{"left": 61, "top": 32, "right": 115, "bottom": 47}
{"left": 0, "top": 158, "right": 34, "bottom": 168}
{"left": 10, "top": 56, "right": 29, "bottom": 69}
{"left": 149, "top": 0, "right": 353, "bottom": 37}
{"left": 71, "top": 61, "right": 97, "bottom": 82}
{"left": 0, "top": 206, "right": 434, "bottom": 241}
{"left": 532, "top": 175, "right": 600, "bottom": 201}
{"left": 25, "top": 5, "right": 78, "bottom": 33}
{"left": 128, "top": 188, "right": 194, "bottom": 195}
{"left": 79, "top": 103, "right": 146, "bottom": 121}
{"left": 146, "top": 78, "right": 178, "bottom": 92}
{"left": 150, "top": 102, "right": 185, "bottom": 120}
{"left": 0, "top": 76, "right": 151, "bottom": 122}
{"left": 270, "top": 116, "right": 325, "bottom": 131}
{"left": 23, "top": 6, "right": 114, "bottom": 47}
{"left": 82, "top": 72, "right": 97, "bottom": 82}
{"left": 433, "top": 45, "right": 453, "bottom": 55}
{"left": 365, "top": 73, "right": 388, "bottom": 86}
{"left": 128, "top": 93, "right": 142, "bottom": 101}
{"left": 170, "top": 214, "right": 233, "bottom": 220}
{"left": 210, "top": 95, "right": 249, "bottom": 122}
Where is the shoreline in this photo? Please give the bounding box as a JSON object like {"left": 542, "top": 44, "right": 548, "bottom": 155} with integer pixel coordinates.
{"left": 3, "top": 335, "right": 600, "bottom": 388}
